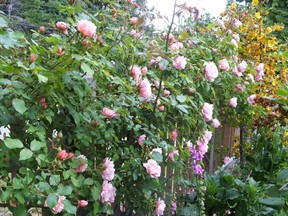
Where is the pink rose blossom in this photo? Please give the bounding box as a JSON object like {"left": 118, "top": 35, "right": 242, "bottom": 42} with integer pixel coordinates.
{"left": 155, "top": 199, "right": 166, "bottom": 216}
{"left": 223, "top": 156, "right": 233, "bottom": 164}
{"left": 231, "top": 39, "right": 238, "bottom": 47}
{"left": 202, "top": 103, "right": 214, "bottom": 122}
{"left": 255, "top": 63, "right": 265, "bottom": 81}
{"left": 157, "top": 105, "right": 165, "bottom": 112}
{"left": 234, "top": 84, "right": 244, "bottom": 93}
{"left": 173, "top": 56, "right": 187, "bottom": 70}
{"left": 168, "top": 150, "right": 179, "bottom": 162}
{"left": 233, "top": 67, "right": 242, "bottom": 77}
{"left": 30, "top": 54, "right": 36, "bottom": 62}
{"left": 101, "top": 108, "right": 116, "bottom": 119}
{"left": 188, "top": 40, "right": 193, "bottom": 46}
{"left": 233, "top": 19, "right": 242, "bottom": 28}
{"left": 78, "top": 200, "right": 88, "bottom": 207}
{"left": 138, "top": 134, "right": 146, "bottom": 145}
{"left": 169, "top": 42, "right": 183, "bottom": 53}
{"left": 39, "top": 26, "right": 45, "bottom": 32}
{"left": 101, "top": 158, "right": 115, "bottom": 181}
{"left": 139, "top": 79, "right": 152, "bottom": 99}
{"left": 212, "top": 48, "right": 218, "bottom": 53}
{"left": 247, "top": 94, "right": 256, "bottom": 104}
{"left": 101, "top": 181, "right": 116, "bottom": 204}
{"left": 77, "top": 20, "right": 96, "bottom": 37}
{"left": 170, "top": 130, "right": 178, "bottom": 141}
{"left": 229, "top": 98, "right": 237, "bottom": 108}
{"left": 58, "top": 150, "right": 68, "bottom": 160}
{"left": 237, "top": 61, "right": 248, "bottom": 73}
{"left": 204, "top": 62, "right": 219, "bottom": 82}
{"left": 233, "top": 33, "right": 240, "bottom": 42}
{"left": 75, "top": 155, "right": 88, "bottom": 173}
{"left": 232, "top": 56, "right": 238, "bottom": 62}
{"left": 129, "top": 29, "right": 136, "bottom": 36}
{"left": 216, "top": 19, "right": 226, "bottom": 29}
{"left": 52, "top": 196, "right": 66, "bottom": 214}
{"left": 171, "top": 201, "right": 177, "bottom": 215}
{"left": 56, "top": 21, "right": 68, "bottom": 34}
{"left": 164, "top": 89, "right": 171, "bottom": 97}
{"left": 143, "top": 159, "right": 161, "bottom": 178}
{"left": 211, "top": 119, "right": 220, "bottom": 128}
{"left": 130, "top": 17, "right": 138, "bottom": 25}
{"left": 130, "top": 65, "right": 141, "bottom": 83}
{"left": 141, "top": 66, "right": 148, "bottom": 75}
{"left": 219, "top": 59, "right": 230, "bottom": 71}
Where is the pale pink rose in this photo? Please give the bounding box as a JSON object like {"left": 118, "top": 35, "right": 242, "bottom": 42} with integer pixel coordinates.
{"left": 170, "top": 130, "right": 178, "bottom": 141}
{"left": 255, "top": 63, "right": 265, "bottom": 81}
{"left": 156, "top": 56, "right": 163, "bottom": 63}
{"left": 75, "top": 155, "right": 88, "bottom": 173}
{"left": 129, "top": 29, "right": 136, "bottom": 36}
{"left": 101, "top": 181, "right": 116, "bottom": 204}
{"left": 151, "top": 148, "right": 163, "bottom": 155}
{"left": 130, "top": 17, "right": 138, "bottom": 25}
{"left": 164, "top": 89, "right": 171, "bottom": 97}
{"left": 234, "top": 84, "right": 244, "bottom": 93}
{"left": 30, "top": 54, "right": 36, "bottom": 62}
{"left": 223, "top": 156, "right": 233, "bottom": 164}
{"left": 186, "top": 140, "right": 193, "bottom": 149}
{"left": 56, "top": 21, "right": 68, "bottom": 34}
{"left": 78, "top": 200, "right": 88, "bottom": 207}
{"left": 233, "top": 33, "right": 240, "bottom": 42}
{"left": 58, "top": 150, "right": 68, "bottom": 159}
{"left": 139, "top": 79, "right": 152, "bottom": 99}
{"left": 134, "top": 32, "right": 141, "bottom": 39}
{"left": 141, "top": 67, "right": 148, "bottom": 75}
{"left": 101, "top": 107, "right": 116, "bottom": 119}
{"left": 237, "top": 61, "right": 248, "bottom": 73}
{"left": 157, "top": 106, "right": 165, "bottom": 112}
{"left": 168, "top": 150, "right": 179, "bottom": 162}
{"left": 52, "top": 196, "right": 66, "bottom": 214}
{"left": 77, "top": 20, "right": 96, "bottom": 37}
{"left": 143, "top": 159, "right": 161, "bottom": 178}
{"left": 212, "top": 48, "right": 218, "bottom": 53}
{"left": 155, "top": 199, "right": 166, "bottom": 216}
{"left": 231, "top": 39, "right": 238, "bottom": 47}
{"left": 227, "top": 29, "right": 233, "bottom": 35}
{"left": 130, "top": 65, "right": 141, "bottom": 83}
{"left": 247, "top": 94, "right": 256, "bottom": 104}
{"left": 138, "top": 134, "right": 146, "bottom": 145}
{"left": 204, "top": 62, "right": 219, "bottom": 82}
{"left": 219, "top": 59, "right": 230, "bottom": 71}
{"left": 188, "top": 40, "right": 193, "bottom": 46}
{"left": 202, "top": 102, "right": 214, "bottom": 122}
{"left": 233, "top": 67, "right": 242, "bottom": 77}
{"left": 232, "top": 56, "right": 238, "bottom": 62}
{"left": 169, "top": 42, "right": 183, "bottom": 53}
{"left": 204, "top": 130, "right": 213, "bottom": 142}
{"left": 211, "top": 119, "right": 220, "bottom": 128}
{"left": 197, "top": 139, "right": 209, "bottom": 156}
{"left": 173, "top": 56, "right": 186, "bottom": 70}
{"left": 233, "top": 19, "right": 242, "bottom": 28}
{"left": 101, "top": 158, "right": 115, "bottom": 181}
{"left": 229, "top": 97, "right": 237, "bottom": 108}
{"left": 216, "top": 19, "right": 226, "bottom": 29}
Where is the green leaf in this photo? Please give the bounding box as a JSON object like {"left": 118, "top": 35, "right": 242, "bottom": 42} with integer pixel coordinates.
{"left": 12, "top": 98, "right": 27, "bottom": 115}
{"left": 0, "top": 16, "right": 8, "bottom": 28}
{"left": 84, "top": 178, "right": 94, "bottom": 185}
{"left": 57, "top": 185, "right": 73, "bottom": 196}
{"left": 11, "top": 204, "right": 29, "bottom": 216}
{"left": 62, "top": 199, "right": 77, "bottom": 214}
{"left": 30, "top": 139, "right": 45, "bottom": 151}
{"left": 92, "top": 186, "right": 100, "bottom": 201}
{"left": 19, "top": 148, "right": 33, "bottom": 160}
{"left": 259, "top": 197, "right": 285, "bottom": 209}
{"left": 176, "top": 105, "right": 189, "bottom": 114}
{"left": 81, "top": 62, "right": 94, "bottom": 76}
{"left": 38, "top": 182, "right": 51, "bottom": 192}
{"left": 13, "top": 178, "right": 24, "bottom": 189}
{"left": 176, "top": 95, "right": 187, "bottom": 103}
{"left": 47, "top": 193, "right": 58, "bottom": 209}
{"left": 49, "top": 175, "right": 61, "bottom": 186}
{"left": 37, "top": 74, "right": 48, "bottom": 83}
{"left": 180, "top": 205, "right": 199, "bottom": 216}
{"left": 151, "top": 152, "right": 163, "bottom": 163}
{"left": 276, "top": 168, "right": 288, "bottom": 182}
{"left": 4, "top": 138, "right": 24, "bottom": 149}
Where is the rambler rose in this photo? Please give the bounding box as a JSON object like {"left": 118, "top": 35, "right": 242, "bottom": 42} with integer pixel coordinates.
{"left": 204, "top": 62, "right": 218, "bottom": 82}
{"left": 78, "top": 200, "right": 88, "bottom": 207}
{"left": 130, "top": 17, "right": 138, "bottom": 25}
{"left": 170, "top": 130, "right": 178, "bottom": 141}
{"left": 229, "top": 97, "right": 237, "bottom": 108}
{"left": 255, "top": 63, "right": 265, "bottom": 81}
{"left": 101, "top": 158, "right": 115, "bottom": 181}
{"left": 211, "top": 119, "right": 221, "bottom": 128}
{"left": 139, "top": 79, "right": 152, "bottom": 99}
{"left": 143, "top": 159, "right": 161, "bottom": 178}
{"left": 56, "top": 21, "right": 68, "bottom": 34}
{"left": 173, "top": 56, "right": 186, "bottom": 70}
{"left": 101, "top": 107, "right": 116, "bottom": 119}
{"left": 101, "top": 181, "right": 116, "bottom": 204}
{"left": 219, "top": 59, "right": 230, "bottom": 71}
{"left": 138, "top": 134, "right": 146, "bottom": 145}
{"left": 202, "top": 103, "right": 213, "bottom": 122}
{"left": 168, "top": 150, "right": 179, "bottom": 162}
{"left": 155, "top": 199, "right": 166, "bottom": 216}
{"left": 247, "top": 94, "right": 256, "bottom": 104}
{"left": 77, "top": 20, "right": 96, "bottom": 37}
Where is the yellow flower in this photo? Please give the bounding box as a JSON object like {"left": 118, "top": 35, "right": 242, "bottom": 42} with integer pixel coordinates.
{"left": 255, "top": 12, "right": 261, "bottom": 19}
{"left": 229, "top": 3, "right": 237, "bottom": 10}
{"left": 252, "top": 0, "right": 259, "bottom": 6}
